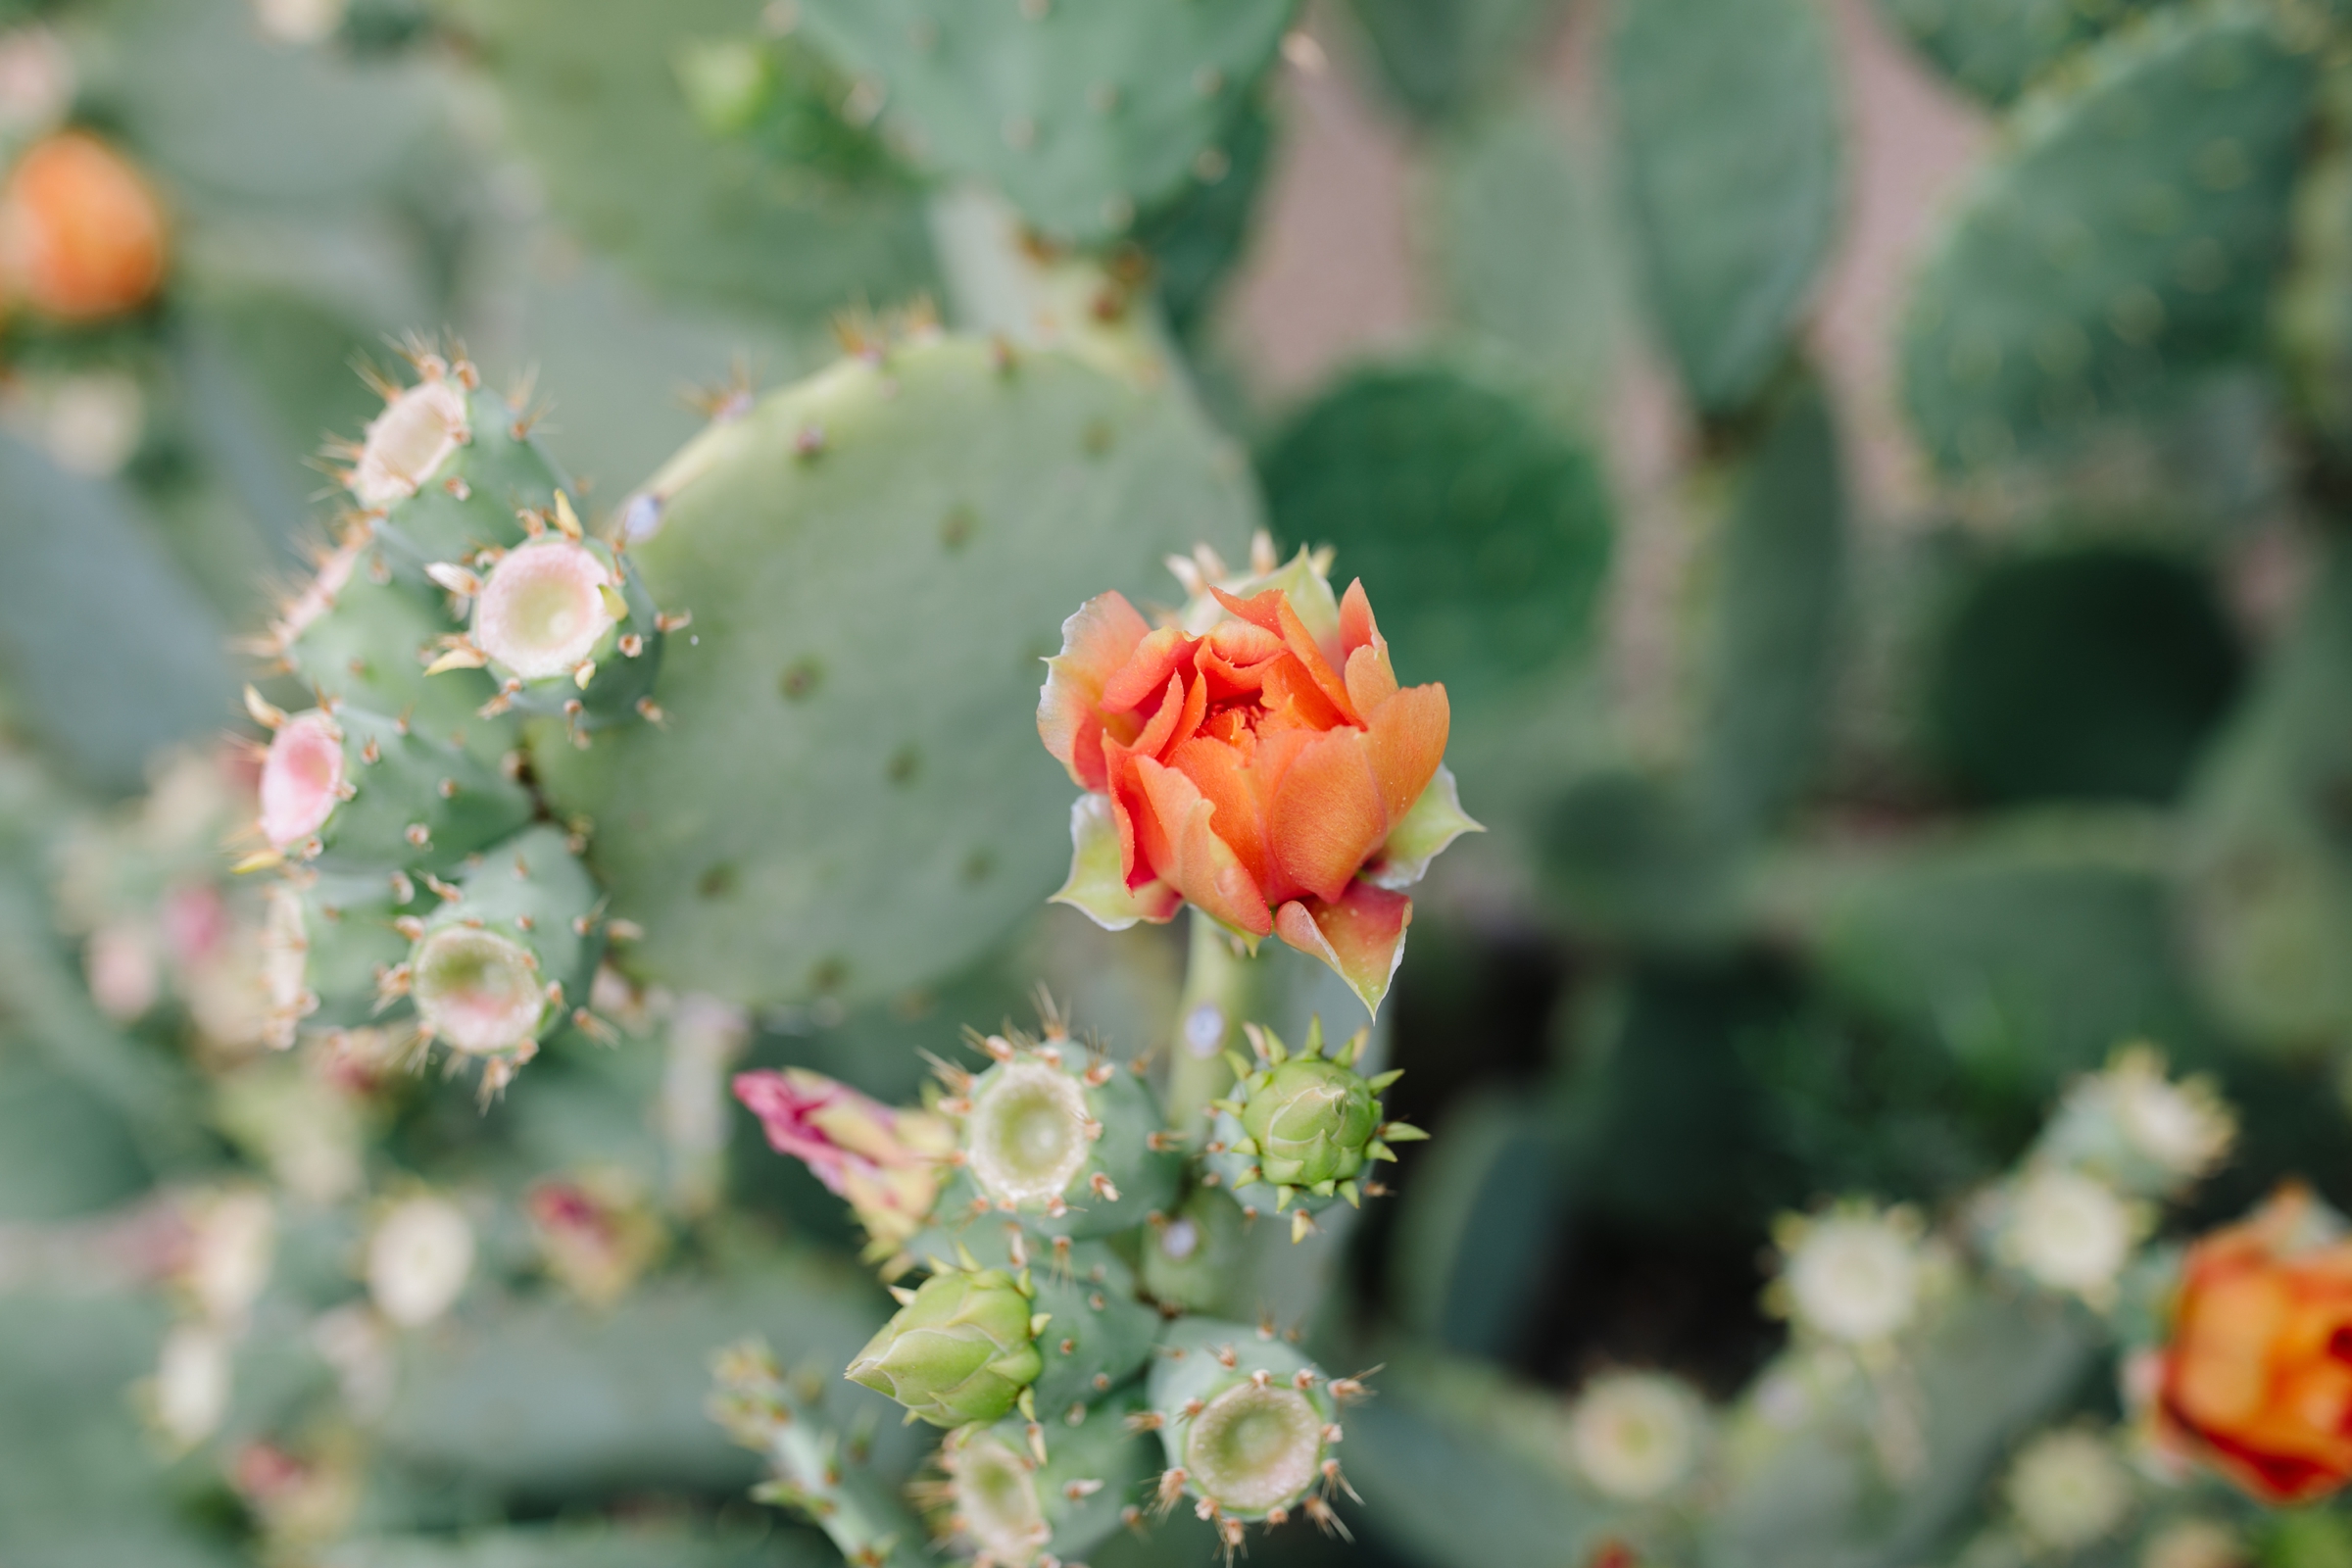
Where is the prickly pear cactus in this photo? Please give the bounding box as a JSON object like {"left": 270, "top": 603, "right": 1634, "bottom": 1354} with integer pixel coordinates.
{"left": 1899, "top": 0, "right": 2320, "bottom": 470}
{"left": 533, "top": 331, "right": 1257, "bottom": 1009}
{"left": 791, "top": 0, "right": 1296, "bottom": 241}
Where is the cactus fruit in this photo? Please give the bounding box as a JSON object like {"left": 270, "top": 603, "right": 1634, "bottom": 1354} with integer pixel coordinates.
{"left": 792, "top": 0, "right": 1296, "bottom": 243}
{"left": 1608, "top": 0, "right": 1842, "bottom": 413}
{"left": 1203, "top": 1018, "right": 1420, "bottom": 1243}
{"left": 384, "top": 824, "right": 605, "bottom": 1089}
{"left": 713, "top": 1340, "right": 927, "bottom": 1568}
{"left": 1899, "top": 1, "right": 2319, "bottom": 471}
{"left": 921, "top": 1399, "right": 1155, "bottom": 1568}
{"left": 847, "top": 1264, "right": 1048, "bottom": 1429}
{"left": 937, "top": 1029, "right": 1181, "bottom": 1239}
{"left": 1139, "top": 1318, "right": 1354, "bottom": 1544}
{"left": 259, "top": 869, "right": 433, "bottom": 1047}
{"left": 0, "top": 129, "right": 168, "bottom": 322}
{"left": 532, "top": 332, "right": 1256, "bottom": 1010}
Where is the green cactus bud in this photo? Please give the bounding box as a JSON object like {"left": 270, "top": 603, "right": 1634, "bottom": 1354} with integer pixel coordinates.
{"left": 253, "top": 703, "right": 532, "bottom": 873}
{"left": 387, "top": 824, "right": 605, "bottom": 1089}
{"left": 1140, "top": 1318, "right": 1357, "bottom": 1542}
{"left": 846, "top": 1266, "right": 1045, "bottom": 1428}
{"left": 923, "top": 1395, "right": 1155, "bottom": 1568}
{"left": 1205, "top": 1018, "right": 1419, "bottom": 1242}
{"left": 938, "top": 1030, "right": 1180, "bottom": 1240}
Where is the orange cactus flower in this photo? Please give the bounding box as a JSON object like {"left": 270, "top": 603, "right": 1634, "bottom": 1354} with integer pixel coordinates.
{"left": 0, "top": 130, "right": 168, "bottom": 322}
{"left": 1039, "top": 543, "right": 1478, "bottom": 1013}
{"left": 2155, "top": 1184, "right": 2352, "bottom": 1504}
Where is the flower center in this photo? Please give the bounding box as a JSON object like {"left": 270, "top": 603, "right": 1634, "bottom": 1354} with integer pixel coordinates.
{"left": 258, "top": 711, "right": 342, "bottom": 850}
{"left": 412, "top": 926, "right": 541, "bottom": 1054}
{"left": 1185, "top": 1383, "right": 1322, "bottom": 1515}
{"left": 967, "top": 1061, "right": 1090, "bottom": 1206}
{"left": 352, "top": 378, "right": 467, "bottom": 508}
{"left": 475, "top": 541, "right": 614, "bottom": 680}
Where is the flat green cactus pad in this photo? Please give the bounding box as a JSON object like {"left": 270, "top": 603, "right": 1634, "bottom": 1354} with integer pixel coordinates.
{"left": 1899, "top": 2, "right": 2319, "bottom": 472}
{"left": 1343, "top": 0, "right": 1563, "bottom": 123}
{"left": 448, "top": 0, "right": 935, "bottom": 322}
{"left": 1609, "top": 0, "right": 1843, "bottom": 414}
{"left": 1255, "top": 365, "right": 1612, "bottom": 716}
{"left": 793, "top": 0, "right": 1296, "bottom": 243}
{"left": 1878, "top": 0, "right": 2165, "bottom": 104}
{"left": 533, "top": 336, "right": 1256, "bottom": 1009}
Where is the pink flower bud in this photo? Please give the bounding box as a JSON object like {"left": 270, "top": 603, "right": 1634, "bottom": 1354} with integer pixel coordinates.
{"left": 733, "top": 1068, "right": 954, "bottom": 1252}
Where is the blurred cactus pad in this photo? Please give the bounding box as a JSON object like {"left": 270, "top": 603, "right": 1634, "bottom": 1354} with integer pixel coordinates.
{"left": 14, "top": 0, "right": 2352, "bottom": 1566}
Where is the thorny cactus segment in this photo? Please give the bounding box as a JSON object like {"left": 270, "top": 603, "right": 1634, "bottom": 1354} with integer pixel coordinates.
{"left": 1140, "top": 1186, "right": 1250, "bottom": 1317}
{"left": 1769, "top": 1201, "right": 1941, "bottom": 1347}
{"left": 1024, "top": 1242, "right": 1160, "bottom": 1423}
{"left": 733, "top": 1068, "right": 956, "bottom": 1267}
{"left": 1140, "top": 1319, "right": 1358, "bottom": 1542}
{"left": 847, "top": 1266, "right": 1047, "bottom": 1429}
{"left": 248, "top": 701, "right": 531, "bottom": 870}
{"left": 260, "top": 871, "right": 432, "bottom": 1048}
{"left": 264, "top": 539, "right": 512, "bottom": 768}
{"left": 922, "top": 1400, "right": 1156, "bottom": 1568}
{"left": 713, "top": 1341, "right": 923, "bottom": 1568}
{"left": 349, "top": 371, "right": 470, "bottom": 513}
{"left": 2037, "top": 1045, "right": 2235, "bottom": 1200}
{"left": 1040, "top": 539, "right": 1477, "bottom": 1016}
{"left": 1204, "top": 1018, "right": 1419, "bottom": 1242}
{"left": 940, "top": 1030, "right": 1180, "bottom": 1239}
{"left": 0, "top": 128, "right": 168, "bottom": 321}
{"left": 383, "top": 824, "right": 605, "bottom": 1090}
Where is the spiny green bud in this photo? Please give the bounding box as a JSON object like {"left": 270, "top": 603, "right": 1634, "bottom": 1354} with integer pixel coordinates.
{"left": 1205, "top": 1018, "right": 1421, "bottom": 1241}
{"left": 846, "top": 1266, "right": 1046, "bottom": 1428}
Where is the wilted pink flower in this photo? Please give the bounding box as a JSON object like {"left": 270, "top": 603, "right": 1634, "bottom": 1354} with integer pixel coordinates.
{"left": 733, "top": 1068, "right": 954, "bottom": 1256}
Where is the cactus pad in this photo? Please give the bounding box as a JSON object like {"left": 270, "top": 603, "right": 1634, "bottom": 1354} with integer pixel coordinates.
{"left": 1877, "top": 0, "right": 2161, "bottom": 104}
{"left": 1609, "top": 0, "right": 1843, "bottom": 413}
{"left": 793, "top": 0, "right": 1296, "bottom": 242}
{"left": 530, "top": 335, "right": 1257, "bottom": 1009}
{"left": 1899, "top": 2, "right": 2318, "bottom": 471}
{"left": 1255, "top": 365, "right": 1612, "bottom": 716}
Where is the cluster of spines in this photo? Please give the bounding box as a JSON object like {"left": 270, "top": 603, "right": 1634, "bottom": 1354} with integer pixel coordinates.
{"left": 233, "top": 340, "right": 677, "bottom": 1094}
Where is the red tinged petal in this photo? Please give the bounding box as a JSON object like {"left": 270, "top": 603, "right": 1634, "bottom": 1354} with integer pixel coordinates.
{"left": 1275, "top": 882, "right": 1413, "bottom": 1016}
{"left": 1133, "top": 755, "right": 1273, "bottom": 937}
{"left": 1040, "top": 591, "right": 1150, "bottom": 789}
{"left": 1101, "top": 624, "right": 1195, "bottom": 714}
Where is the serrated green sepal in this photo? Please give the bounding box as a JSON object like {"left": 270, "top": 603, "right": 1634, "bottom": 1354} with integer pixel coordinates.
{"left": 845, "top": 1266, "right": 1043, "bottom": 1428}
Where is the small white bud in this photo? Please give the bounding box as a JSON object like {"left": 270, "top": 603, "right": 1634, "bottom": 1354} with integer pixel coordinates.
{"left": 1565, "top": 1371, "right": 1706, "bottom": 1500}
{"left": 368, "top": 1195, "right": 475, "bottom": 1327}
{"left": 2004, "top": 1427, "right": 2132, "bottom": 1551}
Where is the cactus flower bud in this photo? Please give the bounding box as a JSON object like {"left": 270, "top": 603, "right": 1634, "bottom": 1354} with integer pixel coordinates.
{"left": 0, "top": 130, "right": 167, "bottom": 321}
{"left": 734, "top": 1068, "right": 955, "bottom": 1258}
{"left": 367, "top": 1194, "right": 474, "bottom": 1328}
{"left": 1985, "top": 1166, "right": 2146, "bottom": 1307}
{"left": 1566, "top": 1371, "right": 1707, "bottom": 1501}
{"left": 2037, "top": 1045, "right": 2234, "bottom": 1200}
{"left": 846, "top": 1266, "right": 1045, "bottom": 1428}
{"left": 472, "top": 538, "right": 620, "bottom": 681}
{"left": 1039, "top": 540, "right": 1478, "bottom": 1015}
{"left": 2153, "top": 1184, "right": 2352, "bottom": 1503}
{"left": 1769, "top": 1202, "right": 1939, "bottom": 1347}
{"left": 1205, "top": 1018, "right": 1417, "bottom": 1240}
{"left": 2001, "top": 1427, "right": 2132, "bottom": 1551}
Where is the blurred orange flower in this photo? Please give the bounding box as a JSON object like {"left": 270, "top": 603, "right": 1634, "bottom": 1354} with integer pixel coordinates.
{"left": 1039, "top": 547, "right": 1476, "bottom": 1013}
{"left": 0, "top": 129, "right": 167, "bottom": 321}
{"left": 2157, "top": 1184, "right": 2352, "bottom": 1504}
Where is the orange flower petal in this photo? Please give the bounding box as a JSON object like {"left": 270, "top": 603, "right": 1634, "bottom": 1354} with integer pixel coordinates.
{"left": 1102, "top": 624, "right": 1195, "bottom": 714}
{"left": 1039, "top": 591, "right": 1150, "bottom": 789}
{"left": 1133, "top": 755, "right": 1272, "bottom": 937}
{"left": 1275, "top": 882, "right": 1412, "bottom": 1016}
{"left": 1267, "top": 726, "right": 1393, "bottom": 905}
{"left": 1275, "top": 592, "right": 1361, "bottom": 725}
{"left": 1365, "top": 683, "right": 1450, "bottom": 819}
